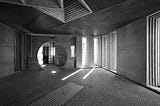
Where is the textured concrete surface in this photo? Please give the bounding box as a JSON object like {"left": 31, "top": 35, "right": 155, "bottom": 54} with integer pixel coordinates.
{"left": 0, "top": 67, "right": 160, "bottom": 106}
{"left": 65, "top": 68, "right": 160, "bottom": 106}
{"left": 30, "top": 82, "right": 83, "bottom": 106}
{"left": 0, "top": 23, "right": 15, "bottom": 79}
{"left": 1, "top": 0, "right": 160, "bottom": 36}
{"left": 117, "top": 17, "right": 146, "bottom": 85}
{"left": 0, "top": 65, "right": 78, "bottom": 106}
{"left": 76, "top": 36, "right": 82, "bottom": 68}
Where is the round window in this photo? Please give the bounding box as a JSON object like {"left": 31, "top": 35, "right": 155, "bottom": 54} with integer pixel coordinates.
{"left": 37, "top": 41, "right": 67, "bottom": 68}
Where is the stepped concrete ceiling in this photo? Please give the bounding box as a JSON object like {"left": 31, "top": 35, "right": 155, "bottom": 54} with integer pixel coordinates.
{"left": 0, "top": 0, "right": 92, "bottom": 23}
{"left": 0, "top": 0, "right": 160, "bottom": 36}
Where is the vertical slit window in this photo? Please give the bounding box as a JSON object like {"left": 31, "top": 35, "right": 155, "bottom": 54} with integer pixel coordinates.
{"left": 94, "top": 37, "right": 98, "bottom": 65}
{"left": 71, "top": 45, "right": 75, "bottom": 57}
{"left": 82, "top": 37, "right": 87, "bottom": 68}
{"left": 147, "top": 11, "right": 160, "bottom": 89}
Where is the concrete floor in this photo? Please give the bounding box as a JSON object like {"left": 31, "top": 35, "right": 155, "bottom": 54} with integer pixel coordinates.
{"left": 0, "top": 66, "right": 160, "bottom": 106}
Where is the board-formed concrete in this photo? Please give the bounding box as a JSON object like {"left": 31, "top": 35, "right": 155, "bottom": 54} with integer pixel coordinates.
{"left": 0, "top": 23, "right": 16, "bottom": 79}
{"left": 29, "top": 82, "right": 83, "bottom": 106}
{"left": 117, "top": 17, "right": 146, "bottom": 85}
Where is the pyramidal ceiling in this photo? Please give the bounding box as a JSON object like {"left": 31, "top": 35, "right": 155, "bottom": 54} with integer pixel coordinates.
{"left": 0, "top": 0, "right": 92, "bottom": 23}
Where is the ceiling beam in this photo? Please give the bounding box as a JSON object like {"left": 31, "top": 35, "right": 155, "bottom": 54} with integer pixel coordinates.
{"left": 78, "top": 0, "right": 92, "bottom": 12}
{"left": 0, "top": 0, "right": 58, "bottom": 8}
{"left": 0, "top": 0, "right": 23, "bottom": 5}
{"left": 34, "top": 7, "right": 65, "bottom": 23}
{"left": 0, "top": 20, "right": 31, "bottom": 33}
{"left": 20, "top": 0, "right": 26, "bottom": 4}
{"left": 30, "top": 33, "right": 79, "bottom": 37}
{"left": 48, "top": 0, "right": 129, "bottom": 33}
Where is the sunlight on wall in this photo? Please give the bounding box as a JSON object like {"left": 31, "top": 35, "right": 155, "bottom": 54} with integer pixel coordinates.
{"left": 53, "top": 47, "right": 55, "bottom": 56}
{"left": 71, "top": 45, "right": 75, "bottom": 57}
{"left": 37, "top": 46, "right": 43, "bottom": 65}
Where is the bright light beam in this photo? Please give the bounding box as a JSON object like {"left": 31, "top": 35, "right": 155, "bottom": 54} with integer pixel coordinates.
{"left": 41, "top": 64, "right": 46, "bottom": 68}
{"left": 61, "top": 69, "right": 83, "bottom": 80}
{"left": 51, "top": 71, "right": 57, "bottom": 74}
{"left": 83, "top": 68, "right": 95, "bottom": 79}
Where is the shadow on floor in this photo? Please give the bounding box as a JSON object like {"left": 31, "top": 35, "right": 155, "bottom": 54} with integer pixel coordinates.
{"left": 1, "top": 67, "right": 160, "bottom": 106}
{"left": 0, "top": 65, "right": 78, "bottom": 106}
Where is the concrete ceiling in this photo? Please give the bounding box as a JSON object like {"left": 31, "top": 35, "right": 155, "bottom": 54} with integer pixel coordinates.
{"left": 0, "top": 0, "right": 160, "bottom": 36}
{"left": 50, "top": 0, "right": 160, "bottom": 36}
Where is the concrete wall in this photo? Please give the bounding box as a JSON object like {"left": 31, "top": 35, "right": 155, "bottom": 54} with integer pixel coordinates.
{"left": 0, "top": 23, "right": 15, "bottom": 79}
{"left": 88, "top": 36, "right": 94, "bottom": 67}
{"left": 76, "top": 36, "right": 82, "bottom": 68}
{"left": 117, "top": 17, "right": 146, "bottom": 85}
{"left": 28, "top": 36, "right": 76, "bottom": 71}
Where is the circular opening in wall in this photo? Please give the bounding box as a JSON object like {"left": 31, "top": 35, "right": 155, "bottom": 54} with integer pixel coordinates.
{"left": 37, "top": 41, "right": 67, "bottom": 68}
